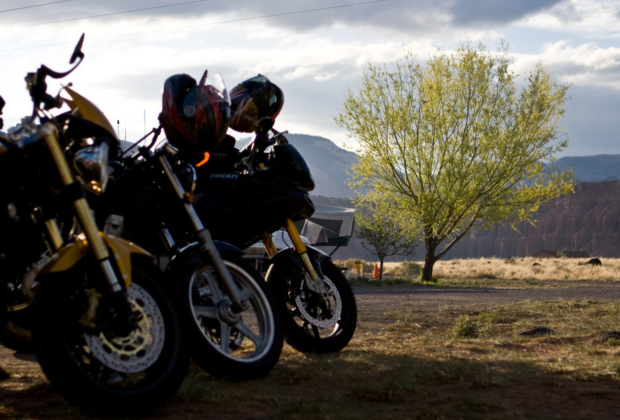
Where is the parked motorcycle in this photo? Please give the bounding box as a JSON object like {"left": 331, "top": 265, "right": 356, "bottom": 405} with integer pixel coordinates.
{"left": 88, "top": 71, "right": 283, "bottom": 380}
{"left": 190, "top": 75, "right": 357, "bottom": 354}
{"left": 0, "top": 35, "right": 188, "bottom": 416}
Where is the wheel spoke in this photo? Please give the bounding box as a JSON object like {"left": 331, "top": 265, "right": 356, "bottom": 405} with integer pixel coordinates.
{"left": 235, "top": 320, "right": 261, "bottom": 347}
{"left": 202, "top": 271, "right": 224, "bottom": 302}
{"left": 237, "top": 283, "right": 252, "bottom": 303}
{"left": 220, "top": 323, "right": 232, "bottom": 354}
{"left": 193, "top": 305, "right": 217, "bottom": 319}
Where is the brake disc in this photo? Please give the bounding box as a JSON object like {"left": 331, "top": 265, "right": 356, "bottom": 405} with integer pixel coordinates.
{"left": 84, "top": 283, "right": 166, "bottom": 373}
{"left": 295, "top": 277, "right": 342, "bottom": 328}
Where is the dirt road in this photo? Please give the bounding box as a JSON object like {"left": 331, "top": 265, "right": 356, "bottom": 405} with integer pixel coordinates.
{"left": 354, "top": 280, "right": 620, "bottom": 313}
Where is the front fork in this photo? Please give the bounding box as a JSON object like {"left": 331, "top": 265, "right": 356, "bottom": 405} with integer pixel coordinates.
{"left": 261, "top": 219, "right": 328, "bottom": 303}
{"left": 41, "top": 124, "right": 135, "bottom": 333}
{"left": 42, "top": 125, "right": 124, "bottom": 293}
{"left": 159, "top": 146, "right": 246, "bottom": 313}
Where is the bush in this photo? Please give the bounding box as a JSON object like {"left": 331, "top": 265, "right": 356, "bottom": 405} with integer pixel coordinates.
{"left": 453, "top": 315, "right": 477, "bottom": 338}
{"left": 400, "top": 261, "right": 422, "bottom": 278}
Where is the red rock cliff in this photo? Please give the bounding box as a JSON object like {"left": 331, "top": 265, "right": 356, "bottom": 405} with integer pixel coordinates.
{"left": 444, "top": 181, "right": 620, "bottom": 258}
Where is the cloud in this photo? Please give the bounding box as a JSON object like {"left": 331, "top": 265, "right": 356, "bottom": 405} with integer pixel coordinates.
{"left": 511, "top": 41, "right": 620, "bottom": 89}
{"left": 559, "top": 85, "right": 620, "bottom": 156}
{"left": 0, "top": 0, "right": 581, "bottom": 37}
{"left": 450, "top": 0, "right": 564, "bottom": 26}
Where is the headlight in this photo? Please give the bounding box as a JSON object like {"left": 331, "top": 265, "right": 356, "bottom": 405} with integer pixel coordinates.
{"left": 74, "top": 142, "right": 109, "bottom": 195}
{"left": 175, "top": 162, "right": 197, "bottom": 194}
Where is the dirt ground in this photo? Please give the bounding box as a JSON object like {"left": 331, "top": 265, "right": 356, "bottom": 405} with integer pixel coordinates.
{"left": 354, "top": 280, "right": 620, "bottom": 314}
{"left": 3, "top": 282, "right": 620, "bottom": 419}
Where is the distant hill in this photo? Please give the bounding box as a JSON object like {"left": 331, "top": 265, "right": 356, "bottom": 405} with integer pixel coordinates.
{"left": 551, "top": 154, "right": 620, "bottom": 182}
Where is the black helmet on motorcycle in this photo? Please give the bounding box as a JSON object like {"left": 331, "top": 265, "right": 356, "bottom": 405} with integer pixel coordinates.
{"left": 229, "top": 75, "right": 284, "bottom": 133}
{"left": 160, "top": 71, "right": 231, "bottom": 153}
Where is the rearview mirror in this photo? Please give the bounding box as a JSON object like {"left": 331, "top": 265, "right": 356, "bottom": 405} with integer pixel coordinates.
{"left": 70, "top": 33, "right": 85, "bottom": 64}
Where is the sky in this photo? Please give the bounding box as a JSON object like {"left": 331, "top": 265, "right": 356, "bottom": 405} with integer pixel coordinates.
{"left": 0, "top": 0, "right": 619, "bottom": 157}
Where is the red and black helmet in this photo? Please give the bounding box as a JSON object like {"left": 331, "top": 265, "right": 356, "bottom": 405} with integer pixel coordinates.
{"left": 229, "top": 75, "right": 284, "bottom": 133}
{"left": 160, "top": 71, "right": 231, "bottom": 153}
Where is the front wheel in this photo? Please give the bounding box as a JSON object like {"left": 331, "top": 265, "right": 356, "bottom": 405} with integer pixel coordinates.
{"left": 33, "top": 256, "right": 188, "bottom": 417}
{"left": 266, "top": 256, "right": 357, "bottom": 354}
{"left": 182, "top": 256, "right": 283, "bottom": 380}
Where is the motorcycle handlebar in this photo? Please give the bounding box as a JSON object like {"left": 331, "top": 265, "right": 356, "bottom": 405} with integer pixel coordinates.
{"left": 26, "top": 34, "right": 85, "bottom": 111}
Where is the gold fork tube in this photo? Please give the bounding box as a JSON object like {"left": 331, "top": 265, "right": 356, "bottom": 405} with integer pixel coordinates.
{"left": 284, "top": 218, "right": 319, "bottom": 280}
{"left": 261, "top": 231, "right": 278, "bottom": 258}
{"left": 41, "top": 124, "right": 109, "bottom": 262}
{"left": 44, "top": 219, "right": 63, "bottom": 251}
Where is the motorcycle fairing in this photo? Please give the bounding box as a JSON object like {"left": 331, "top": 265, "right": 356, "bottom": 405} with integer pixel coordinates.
{"left": 38, "top": 232, "right": 152, "bottom": 287}
{"left": 62, "top": 86, "right": 118, "bottom": 141}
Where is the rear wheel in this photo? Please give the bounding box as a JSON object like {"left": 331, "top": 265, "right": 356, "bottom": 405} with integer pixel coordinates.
{"left": 33, "top": 256, "right": 188, "bottom": 416}
{"left": 182, "top": 257, "right": 282, "bottom": 380}
{"left": 267, "top": 257, "right": 357, "bottom": 354}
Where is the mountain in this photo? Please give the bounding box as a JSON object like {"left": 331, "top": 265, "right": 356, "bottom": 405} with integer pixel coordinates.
{"left": 550, "top": 154, "right": 620, "bottom": 182}
{"left": 441, "top": 181, "right": 620, "bottom": 259}
{"left": 236, "top": 133, "right": 357, "bottom": 198}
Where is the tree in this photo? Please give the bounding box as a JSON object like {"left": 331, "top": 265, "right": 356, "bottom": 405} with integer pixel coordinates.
{"left": 354, "top": 192, "right": 418, "bottom": 281}
{"left": 336, "top": 41, "right": 574, "bottom": 281}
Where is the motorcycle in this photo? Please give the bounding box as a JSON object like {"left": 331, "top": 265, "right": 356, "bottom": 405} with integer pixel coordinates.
{"left": 192, "top": 118, "right": 357, "bottom": 354}
{"left": 88, "top": 72, "right": 283, "bottom": 380}
{"left": 0, "top": 35, "right": 188, "bottom": 416}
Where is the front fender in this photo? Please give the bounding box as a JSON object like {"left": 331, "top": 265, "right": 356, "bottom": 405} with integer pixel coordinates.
{"left": 38, "top": 233, "right": 152, "bottom": 287}
{"left": 268, "top": 245, "right": 330, "bottom": 278}
{"left": 165, "top": 240, "right": 243, "bottom": 278}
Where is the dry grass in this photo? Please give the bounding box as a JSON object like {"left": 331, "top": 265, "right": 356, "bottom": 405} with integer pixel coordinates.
{"left": 432, "top": 257, "right": 620, "bottom": 281}
{"left": 5, "top": 299, "right": 620, "bottom": 419}
{"left": 338, "top": 257, "right": 620, "bottom": 282}
{"left": 170, "top": 298, "right": 620, "bottom": 419}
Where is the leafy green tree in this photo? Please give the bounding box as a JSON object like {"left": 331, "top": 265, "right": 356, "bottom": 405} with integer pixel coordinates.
{"left": 336, "top": 41, "right": 574, "bottom": 281}
{"left": 354, "top": 192, "right": 418, "bottom": 281}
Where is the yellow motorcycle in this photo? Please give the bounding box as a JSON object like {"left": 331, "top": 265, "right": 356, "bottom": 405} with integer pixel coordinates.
{"left": 0, "top": 35, "right": 188, "bottom": 416}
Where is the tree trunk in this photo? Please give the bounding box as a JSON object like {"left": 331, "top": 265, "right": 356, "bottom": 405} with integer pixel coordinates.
{"left": 421, "top": 243, "right": 437, "bottom": 281}
{"left": 379, "top": 258, "right": 384, "bottom": 281}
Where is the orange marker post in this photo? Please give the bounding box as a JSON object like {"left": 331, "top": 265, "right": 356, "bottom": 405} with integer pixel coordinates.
{"left": 373, "top": 263, "right": 380, "bottom": 279}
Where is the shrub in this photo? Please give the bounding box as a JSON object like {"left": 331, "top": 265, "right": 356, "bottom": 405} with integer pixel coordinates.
{"left": 606, "top": 338, "right": 620, "bottom": 347}
{"left": 453, "top": 315, "right": 477, "bottom": 338}
{"left": 400, "top": 261, "right": 422, "bottom": 278}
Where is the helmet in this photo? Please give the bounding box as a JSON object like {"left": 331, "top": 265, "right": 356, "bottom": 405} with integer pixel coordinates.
{"left": 229, "top": 75, "right": 284, "bottom": 133}
{"left": 160, "top": 71, "right": 230, "bottom": 154}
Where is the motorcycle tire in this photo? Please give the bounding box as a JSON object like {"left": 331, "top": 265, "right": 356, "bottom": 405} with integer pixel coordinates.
{"left": 266, "top": 257, "right": 357, "bottom": 354}
{"left": 33, "top": 255, "right": 188, "bottom": 417}
{"left": 181, "top": 256, "right": 283, "bottom": 380}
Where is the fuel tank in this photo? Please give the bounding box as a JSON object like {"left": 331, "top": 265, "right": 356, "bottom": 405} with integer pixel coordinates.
{"left": 193, "top": 169, "right": 315, "bottom": 250}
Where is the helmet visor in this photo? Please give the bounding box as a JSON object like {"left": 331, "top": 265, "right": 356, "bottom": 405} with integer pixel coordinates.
{"left": 203, "top": 73, "right": 230, "bottom": 105}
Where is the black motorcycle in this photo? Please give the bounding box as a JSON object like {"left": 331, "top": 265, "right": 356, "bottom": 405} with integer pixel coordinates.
{"left": 90, "top": 124, "right": 283, "bottom": 380}
{"left": 191, "top": 123, "right": 357, "bottom": 354}
{"left": 0, "top": 35, "right": 188, "bottom": 416}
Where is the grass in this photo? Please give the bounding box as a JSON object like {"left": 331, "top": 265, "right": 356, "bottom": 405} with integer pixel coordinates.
{"left": 165, "top": 298, "right": 620, "bottom": 419}
{"left": 336, "top": 257, "right": 620, "bottom": 285}
{"left": 5, "top": 297, "right": 620, "bottom": 419}
{"left": 347, "top": 275, "right": 575, "bottom": 289}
